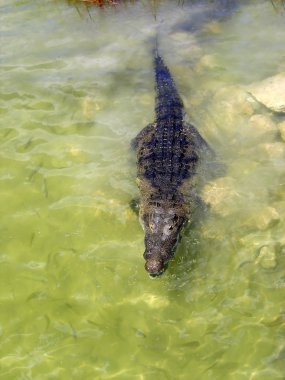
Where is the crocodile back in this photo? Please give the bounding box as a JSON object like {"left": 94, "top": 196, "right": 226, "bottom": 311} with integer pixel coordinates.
{"left": 154, "top": 54, "right": 184, "bottom": 124}
{"left": 138, "top": 54, "right": 198, "bottom": 194}
{"left": 135, "top": 44, "right": 214, "bottom": 275}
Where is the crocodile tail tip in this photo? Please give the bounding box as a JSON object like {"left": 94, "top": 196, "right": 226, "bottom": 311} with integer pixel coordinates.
{"left": 150, "top": 34, "right": 159, "bottom": 60}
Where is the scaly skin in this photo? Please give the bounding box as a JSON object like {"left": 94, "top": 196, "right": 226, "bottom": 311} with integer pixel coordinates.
{"left": 133, "top": 50, "right": 209, "bottom": 276}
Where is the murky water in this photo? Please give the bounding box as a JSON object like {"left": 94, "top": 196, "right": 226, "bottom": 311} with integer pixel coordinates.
{"left": 1, "top": 0, "right": 285, "bottom": 379}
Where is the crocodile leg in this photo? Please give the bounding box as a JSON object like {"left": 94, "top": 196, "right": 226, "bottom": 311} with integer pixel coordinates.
{"left": 184, "top": 122, "right": 226, "bottom": 179}
{"left": 131, "top": 123, "right": 155, "bottom": 151}
{"left": 129, "top": 196, "right": 140, "bottom": 215}
{"left": 184, "top": 122, "right": 214, "bottom": 157}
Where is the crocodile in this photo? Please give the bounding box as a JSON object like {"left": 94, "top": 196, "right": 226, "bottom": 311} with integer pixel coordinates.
{"left": 132, "top": 46, "right": 213, "bottom": 276}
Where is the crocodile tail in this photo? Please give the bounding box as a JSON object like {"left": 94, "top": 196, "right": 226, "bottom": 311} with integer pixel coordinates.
{"left": 153, "top": 46, "right": 184, "bottom": 123}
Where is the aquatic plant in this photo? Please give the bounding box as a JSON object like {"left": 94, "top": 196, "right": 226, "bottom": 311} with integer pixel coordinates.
{"left": 73, "top": 0, "right": 126, "bottom": 6}
{"left": 69, "top": 0, "right": 285, "bottom": 11}
{"left": 80, "top": 0, "right": 118, "bottom": 5}
{"left": 70, "top": 0, "right": 179, "bottom": 7}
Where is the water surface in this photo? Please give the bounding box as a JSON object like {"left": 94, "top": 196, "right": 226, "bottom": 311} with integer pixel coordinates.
{"left": 1, "top": 1, "right": 285, "bottom": 379}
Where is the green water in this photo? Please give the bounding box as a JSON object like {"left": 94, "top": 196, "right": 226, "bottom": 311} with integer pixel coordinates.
{"left": 1, "top": 1, "right": 285, "bottom": 379}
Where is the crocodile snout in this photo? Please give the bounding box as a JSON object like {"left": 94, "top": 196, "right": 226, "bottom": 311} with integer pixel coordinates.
{"left": 145, "top": 257, "right": 164, "bottom": 276}
{"left": 144, "top": 249, "right": 168, "bottom": 276}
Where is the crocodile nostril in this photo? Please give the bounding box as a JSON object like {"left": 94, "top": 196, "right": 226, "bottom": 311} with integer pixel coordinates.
{"left": 145, "top": 257, "right": 164, "bottom": 275}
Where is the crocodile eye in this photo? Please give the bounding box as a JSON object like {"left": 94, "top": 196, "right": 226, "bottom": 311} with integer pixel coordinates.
{"left": 168, "top": 216, "right": 179, "bottom": 231}
{"left": 148, "top": 217, "right": 156, "bottom": 231}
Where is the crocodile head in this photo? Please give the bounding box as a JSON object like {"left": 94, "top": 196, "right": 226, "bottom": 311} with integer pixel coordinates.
{"left": 141, "top": 205, "right": 186, "bottom": 276}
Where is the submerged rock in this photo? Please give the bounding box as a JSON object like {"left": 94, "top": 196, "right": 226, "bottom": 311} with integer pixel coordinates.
{"left": 239, "top": 231, "right": 271, "bottom": 249}
{"left": 202, "top": 20, "right": 222, "bottom": 34}
{"left": 200, "top": 85, "right": 255, "bottom": 143}
{"left": 214, "top": 85, "right": 255, "bottom": 117}
{"left": 248, "top": 73, "right": 285, "bottom": 114}
{"left": 258, "top": 142, "right": 285, "bottom": 161}
{"left": 202, "top": 177, "right": 240, "bottom": 217}
{"left": 249, "top": 114, "right": 277, "bottom": 140}
{"left": 255, "top": 207, "right": 280, "bottom": 231}
{"left": 170, "top": 31, "right": 195, "bottom": 43}
{"left": 198, "top": 54, "right": 221, "bottom": 70}
{"left": 81, "top": 96, "right": 102, "bottom": 119}
{"left": 170, "top": 32, "right": 203, "bottom": 60}
{"left": 242, "top": 206, "right": 280, "bottom": 232}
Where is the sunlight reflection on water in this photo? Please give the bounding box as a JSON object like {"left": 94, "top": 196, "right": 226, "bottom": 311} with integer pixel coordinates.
{"left": 1, "top": 0, "right": 285, "bottom": 379}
